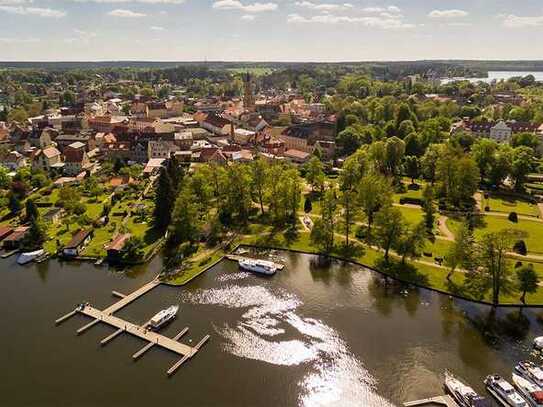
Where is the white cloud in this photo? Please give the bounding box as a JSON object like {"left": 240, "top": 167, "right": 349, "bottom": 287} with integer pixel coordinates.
{"left": 287, "top": 12, "right": 414, "bottom": 29}
{"left": 295, "top": 1, "right": 353, "bottom": 12}
{"left": 150, "top": 25, "right": 165, "bottom": 30}
{"left": 240, "top": 14, "right": 255, "bottom": 20}
{"left": 65, "top": 29, "right": 97, "bottom": 43}
{"left": 212, "top": 0, "right": 277, "bottom": 13}
{"left": 0, "top": 5, "right": 66, "bottom": 17}
{"left": 0, "top": 0, "right": 31, "bottom": 4}
{"left": 502, "top": 14, "right": 543, "bottom": 28}
{"left": 73, "top": 0, "right": 185, "bottom": 3}
{"left": 0, "top": 37, "right": 39, "bottom": 43}
{"left": 361, "top": 6, "right": 400, "bottom": 14}
{"left": 107, "top": 8, "right": 146, "bottom": 17}
{"left": 428, "top": 9, "right": 468, "bottom": 19}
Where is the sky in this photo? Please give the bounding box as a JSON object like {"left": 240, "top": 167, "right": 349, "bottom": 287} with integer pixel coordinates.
{"left": 0, "top": 0, "right": 542, "bottom": 61}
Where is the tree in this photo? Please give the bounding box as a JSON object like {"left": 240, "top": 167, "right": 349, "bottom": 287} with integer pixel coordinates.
{"left": 305, "top": 156, "right": 325, "bottom": 193}
{"left": 23, "top": 216, "right": 47, "bottom": 250}
{"left": 516, "top": 265, "right": 539, "bottom": 304}
{"left": 153, "top": 167, "right": 174, "bottom": 230}
{"left": 384, "top": 136, "right": 405, "bottom": 179}
{"left": 511, "top": 132, "right": 540, "bottom": 151}
{"left": 310, "top": 188, "right": 337, "bottom": 253}
{"left": 422, "top": 185, "right": 435, "bottom": 234}
{"left": 0, "top": 166, "right": 10, "bottom": 189}
{"left": 511, "top": 146, "right": 534, "bottom": 190}
{"left": 7, "top": 107, "right": 28, "bottom": 123}
{"left": 471, "top": 138, "right": 497, "bottom": 180}
{"left": 374, "top": 206, "right": 405, "bottom": 263}
{"left": 170, "top": 185, "right": 201, "bottom": 245}
{"left": 304, "top": 196, "right": 312, "bottom": 213}
{"left": 357, "top": 173, "right": 393, "bottom": 239}
{"left": 444, "top": 222, "right": 477, "bottom": 280}
{"left": 121, "top": 236, "right": 145, "bottom": 262}
{"left": 404, "top": 155, "right": 420, "bottom": 184}
{"left": 25, "top": 199, "right": 39, "bottom": 222}
{"left": 488, "top": 145, "right": 512, "bottom": 187}
{"left": 394, "top": 221, "right": 426, "bottom": 264}
{"left": 421, "top": 144, "right": 442, "bottom": 185}
{"left": 251, "top": 159, "right": 268, "bottom": 215}
{"left": 8, "top": 193, "right": 22, "bottom": 215}
{"left": 477, "top": 229, "right": 526, "bottom": 306}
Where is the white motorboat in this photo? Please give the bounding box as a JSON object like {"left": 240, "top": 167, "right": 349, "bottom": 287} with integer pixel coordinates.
{"left": 444, "top": 371, "right": 491, "bottom": 407}
{"left": 512, "top": 373, "right": 543, "bottom": 407}
{"left": 516, "top": 361, "right": 543, "bottom": 388}
{"left": 239, "top": 258, "right": 279, "bottom": 275}
{"left": 535, "top": 337, "right": 543, "bottom": 350}
{"left": 149, "top": 305, "right": 179, "bottom": 330}
{"left": 16, "top": 249, "right": 45, "bottom": 265}
{"left": 485, "top": 375, "right": 528, "bottom": 407}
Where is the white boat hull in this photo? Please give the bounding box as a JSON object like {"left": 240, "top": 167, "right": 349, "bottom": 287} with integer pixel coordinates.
{"left": 17, "top": 249, "right": 45, "bottom": 265}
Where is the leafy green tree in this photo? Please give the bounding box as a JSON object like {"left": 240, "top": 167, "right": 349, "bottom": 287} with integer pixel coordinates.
{"left": 7, "top": 107, "right": 28, "bottom": 123}
{"left": 374, "top": 206, "right": 405, "bottom": 263}
{"left": 384, "top": 136, "right": 405, "bottom": 179}
{"left": 421, "top": 144, "right": 441, "bottom": 185}
{"left": 170, "top": 185, "right": 201, "bottom": 245}
{"left": 305, "top": 156, "right": 325, "bottom": 193}
{"left": 357, "top": 173, "right": 393, "bottom": 239}
{"left": 251, "top": 159, "right": 268, "bottom": 215}
{"left": 511, "top": 132, "right": 540, "bottom": 151}
{"left": 444, "top": 222, "right": 477, "bottom": 280}
{"left": 23, "top": 217, "right": 47, "bottom": 250}
{"left": 516, "top": 265, "right": 539, "bottom": 304}
{"left": 304, "top": 196, "right": 312, "bottom": 213}
{"left": 422, "top": 185, "right": 435, "bottom": 234}
{"left": 511, "top": 146, "right": 534, "bottom": 190}
{"left": 394, "top": 221, "right": 426, "bottom": 264}
{"left": 310, "top": 188, "right": 337, "bottom": 253}
{"left": 25, "top": 199, "right": 39, "bottom": 222}
{"left": 404, "top": 155, "right": 420, "bottom": 184}
{"left": 0, "top": 166, "right": 10, "bottom": 189}
{"left": 121, "top": 236, "right": 145, "bottom": 262}
{"left": 488, "top": 145, "right": 512, "bottom": 187}
{"left": 153, "top": 167, "right": 174, "bottom": 230}
{"left": 471, "top": 138, "right": 497, "bottom": 180}
{"left": 8, "top": 192, "right": 22, "bottom": 214}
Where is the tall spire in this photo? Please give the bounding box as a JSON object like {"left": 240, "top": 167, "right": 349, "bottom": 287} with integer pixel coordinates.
{"left": 243, "top": 72, "right": 255, "bottom": 113}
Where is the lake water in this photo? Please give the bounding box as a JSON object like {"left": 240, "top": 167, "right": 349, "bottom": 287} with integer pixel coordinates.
{"left": 1, "top": 249, "right": 543, "bottom": 406}
{"left": 441, "top": 70, "right": 543, "bottom": 84}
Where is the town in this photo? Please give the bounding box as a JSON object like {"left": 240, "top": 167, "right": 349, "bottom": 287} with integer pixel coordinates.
{"left": 2, "top": 61, "right": 543, "bottom": 406}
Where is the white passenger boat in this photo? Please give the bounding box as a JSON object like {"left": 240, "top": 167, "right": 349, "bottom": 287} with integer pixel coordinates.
{"left": 444, "top": 371, "right": 491, "bottom": 407}
{"left": 16, "top": 249, "right": 45, "bottom": 265}
{"left": 516, "top": 361, "right": 543, "bottom": 388}
{"left": 535, "top": 337, "right": 543, "bottom": 350}
{"left": 484, "top": 375, "right": 528, "bottom": 407}
{"left": 512, "top": 373, "right": 543, "bottom": 407}
{"left": 238, "top": 258, "right": 279, "bottom": 275}
{"left": 149, "top": 305, "right": 179, "bottom": 330}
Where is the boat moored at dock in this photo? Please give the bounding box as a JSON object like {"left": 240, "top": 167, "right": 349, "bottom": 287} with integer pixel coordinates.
{"left": 149, "top": 305, "right": 179, "bottom": 330}
{"left": 16, "top": 249, "right": 45, "bottom": 265}
{"left": 512, "top": 373, "right": 543, "bottom": 407}
{"left": 515, "top": 361, "right": 543, "bottom": 388}
{"left": 444, "top": 371, "right": 491, "bottom": 407}
{"left": 485, "top": 375, "right": 528, "bottom": 407}
{"left": 238, "top": 258, "right": 281, "bottom": 275}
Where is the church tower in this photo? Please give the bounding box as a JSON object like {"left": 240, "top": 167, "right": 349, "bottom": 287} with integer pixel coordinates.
{"left": 243, "top": 72, "right": 255, "bottom": 113}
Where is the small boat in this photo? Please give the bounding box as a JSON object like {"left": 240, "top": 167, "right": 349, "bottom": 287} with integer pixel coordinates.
{"left": 513, "top": 373, "right": 543, "bottom": 406}
{"left": 485, "top": 375, "right": 528, "bottom": 407}
{"left": 16, "top": 249, "right": 45, "bottom": 265}
{"left": 238, "top": 258, "right": 279, "bottom": 275}
{"left": 516, "top": 361, "right": 543, "bottom": 388}
{"left": 149, "top": 305, "right": 179, "bottom": 330}
{"left": 444, "top": 371, "right": 491, "bottom": 407}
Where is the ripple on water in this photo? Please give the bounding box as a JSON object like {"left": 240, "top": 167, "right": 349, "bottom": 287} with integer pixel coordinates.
{"left": 181, "top": 280, "right": 394, "bottom": 406}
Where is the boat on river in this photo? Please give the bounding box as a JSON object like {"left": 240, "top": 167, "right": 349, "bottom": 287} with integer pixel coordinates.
{"left": 515, "top": 361, "right": 543, "bottom": 388}
{"left": 484, "top": 375, "right": 528, "bottom": 407}
{"left": 444, "top": 372, "right": 491, "bottom": 407}
{"left": 149, "top": 305, "right": 179, "bottom": 330}
{"left": 16, "top": 249, "right": 45, "bottom": 265}
{"left": 238, "top": 258, "right": 280, "bottom": 275}
{"left": 512, "top": 373, "right": 543, "bottom": 407}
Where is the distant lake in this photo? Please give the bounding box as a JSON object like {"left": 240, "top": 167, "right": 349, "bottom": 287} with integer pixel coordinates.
{"left": 441, "top": 70, "right": 543, "bottom": 84}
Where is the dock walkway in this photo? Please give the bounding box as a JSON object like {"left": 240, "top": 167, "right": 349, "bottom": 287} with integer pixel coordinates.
{"left": 404, "top": 395, "right": 458, "bottom": 407}
{"left": 56, "top": 278, "right": 209, "bottom": 376}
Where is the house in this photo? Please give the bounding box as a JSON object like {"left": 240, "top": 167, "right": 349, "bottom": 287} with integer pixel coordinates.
{"left": 455, "top": 119, "right": 540, "bottom": 144}
{"left": 196, "top": 147, "right": 227, "bottom": 163}
{"left": 43, "top": 208, "right": 65, "bottom": 224}
{"left": 201, "top": 114, "right": 233, "bottom": 137}
{"left": 1, "top": 151, "right": 27, "bottom": 170}
{"left": 148, "top": 139, "right": 177, "bottom": 159}
{"left": 55, "top": 134, "right": 95, "bottom": 153}
{"left": 105, "top": 233, "right": 131, "bottom": 263}
{"left": 31, "top": 146, "right": 62, "bottom": 173}
{"left": 128, "top": 117, "right": 175, "bottom": 133}
{"left": 0, "top": 226, "right": 14, "bottom": 243}
{"left": 279, "top": 121, "right": 336, "bottom": 154}
{"left": 62, "top": 229, "right": 93, "bottom": 257}
{"left": 64, "top": 142, "right": 91, "bottom": 176}
{"left": 233, "top": 128, "right": 256, "bottom": 145}
{"left": 143, "top": 158, "right": 166, "bottom": 176}
{"left": 2, "top": 226, "right": 29, "bottom": 249}
{"left": 489, "top": 121, "right": 512, "bottom": 143}
{"left": 284, "top": 149, "right": 311, "bottom": 164}
{"left": 88, "top": 115, "right": 127, "bottom": 133}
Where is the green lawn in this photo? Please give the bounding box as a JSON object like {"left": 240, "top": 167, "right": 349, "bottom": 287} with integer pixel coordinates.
{"left": 447, "top": 215, "right": 543, "bottom": 254}
{"left": 397, "top": 206, "right": 424, "bottom": 225}
{"left": 82, "top": 225, "right": 116, "bottom": 257}
{"left": 483, "top": 194, "right": 540, "bottom": 217}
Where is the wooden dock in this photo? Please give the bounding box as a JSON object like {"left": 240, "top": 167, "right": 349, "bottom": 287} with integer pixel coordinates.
{"left": 56, "top": 278, "right": 210, "bottom": 376}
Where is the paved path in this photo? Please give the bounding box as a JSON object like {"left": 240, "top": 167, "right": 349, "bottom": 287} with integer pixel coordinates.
{"left": 437, "top": 215, "right": 454, "bottom": 241}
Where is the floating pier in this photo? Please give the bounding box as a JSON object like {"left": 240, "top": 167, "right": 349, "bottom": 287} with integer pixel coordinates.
{"left": 56, "top": 278, "right": 210, "bottom": 376}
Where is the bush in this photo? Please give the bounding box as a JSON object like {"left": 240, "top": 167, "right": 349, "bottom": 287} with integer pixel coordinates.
{"left": 399, "top": 197, "right": 423, "bottom": 206}
{"left": 508, "top": 212, "right": 518, "bottom": 223}
{"left": 484, "top": 206, "right": 490, "bottom": 212}
{"left": 304, "top": 197, "right": 313, "bottom": 213}
{"left": 513, "top": 240, "right": 527, "bottom": 256}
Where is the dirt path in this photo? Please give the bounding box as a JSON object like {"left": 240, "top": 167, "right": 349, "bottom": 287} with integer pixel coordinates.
{"left": 437, "top": 215, "right": 455, "bottom": 241}
{"left": 474, "top": 192, "right": 483, "bottom": 211}
{"left": 538, "top": 203, "right": 543, "bottom": 219}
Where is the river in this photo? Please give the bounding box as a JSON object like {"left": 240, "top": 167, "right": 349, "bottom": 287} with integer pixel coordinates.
{"left": 441, "top": 70, "right": 543, "bottom": 84}
{"left": 1, "top": 249, "right": 542, "bottom": 406}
